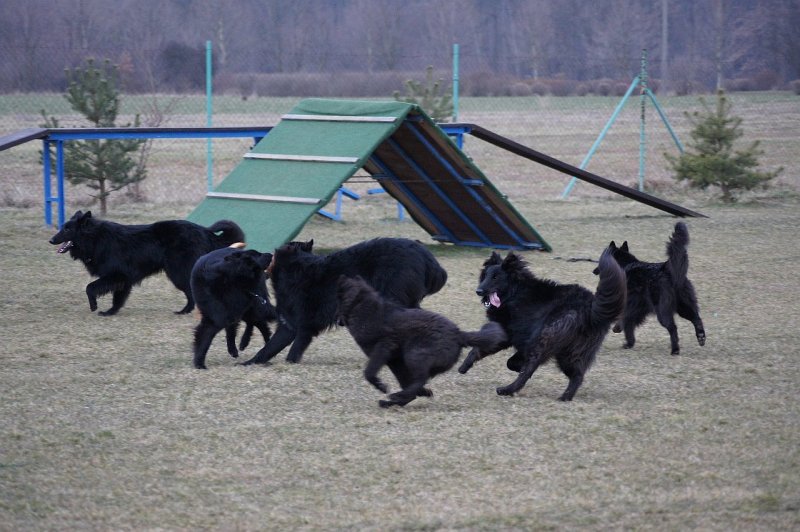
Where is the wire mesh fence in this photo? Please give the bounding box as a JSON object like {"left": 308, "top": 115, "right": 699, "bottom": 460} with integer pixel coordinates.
{"left": 1, "top": 45, "right": 796, "bottom": 213}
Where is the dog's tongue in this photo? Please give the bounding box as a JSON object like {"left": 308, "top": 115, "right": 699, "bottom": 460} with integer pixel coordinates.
{"left": 57, "top": 241, "right": 73, "bottom": 254}
{"left": 489, "top": 292, "right": 501, "bottom": 308}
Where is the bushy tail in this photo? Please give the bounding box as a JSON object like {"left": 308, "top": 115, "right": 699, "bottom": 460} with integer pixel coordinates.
{"left": 591, "top": 247, "right": 627, "bottom": 326}
{"left": 459, "top": 321, "right": 507, "bottom": 352}
{"left": 666, "top": 222, "right": 690, "bottom": 285}
{"left": 208, "top": 220, "right": 246, "bottom": 247}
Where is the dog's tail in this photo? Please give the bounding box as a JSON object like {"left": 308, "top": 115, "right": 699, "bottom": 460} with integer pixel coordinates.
{"left": 459, "top": 321, "right": 507, "bottom": 352}
{"left": 666, "top": 222, "right": 690, "bottom": 285}
{"left": 208, "top": 220, "right": 246, "bottom": 247}
{"left": 591, "top": 247, "right": 627, "bottom": 326}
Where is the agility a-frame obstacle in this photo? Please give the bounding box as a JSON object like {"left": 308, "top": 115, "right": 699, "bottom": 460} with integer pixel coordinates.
{"left": 188, "top": 98, "right": 551, "bottom": 253}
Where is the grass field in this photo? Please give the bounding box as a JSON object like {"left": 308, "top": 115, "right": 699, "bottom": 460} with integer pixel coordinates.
{"left": 1, "top": 91, "right": 799, "bottom": 529}
{"left": 1, "top": 190, "right": 799, "bottom": 529}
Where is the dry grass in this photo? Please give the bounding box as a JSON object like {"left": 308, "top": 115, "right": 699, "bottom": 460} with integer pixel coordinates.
{"left": 1, "top": 91, "right": 797, "bottom": 209}
{"left": 1, "top": 188, "right": 799, "bottom": 529}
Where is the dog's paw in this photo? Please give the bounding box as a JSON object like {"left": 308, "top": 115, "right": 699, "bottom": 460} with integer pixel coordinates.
{"left": 378, "top": 399, "right": 395, "bottom": 408}
{"left": 671, "top": 349, "right": 680, "bottom": 356}
{"left": 697, "top": 332, "right": 706, "bottom": 346}
{"left": 238, "top": 358, "right": 266, "bottom": 366}
{"left": 557, "top": 393, "right": 573, "bottom": 401}
{"left": 506, "top": 352, "right": 524, "bottom": 372}
{"left": 496, "top": 385, "right": 516, "bottom": 396}
{"left": 98, "top": 309, "right": 117, "bottom": 317}
{"left": 417, "top": 387, "right": 433, "bottom": 398}
{"left": 194, "top": 364, "right": 208, "bottom": 370}
{"left": 622, "top": 342, "right": 634, "bottom": 349}
{"left": 612, "top": 323, "right": 622, "bottom": 333}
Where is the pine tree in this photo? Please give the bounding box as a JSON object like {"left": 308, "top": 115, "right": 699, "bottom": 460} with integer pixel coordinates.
{"left": 665, "top": 90, "right": 781, "bottom": 203}
{"left": 41, "top": 58, "right": 147, "bottom": 214}
{"left": 393, "top": 66, "right": 454, "bottom": 123}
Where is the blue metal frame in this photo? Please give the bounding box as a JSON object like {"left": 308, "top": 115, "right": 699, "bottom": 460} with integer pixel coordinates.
{"left": 36, "top": 124, "right": 471, "bottom": 228}
{"left": 385, "top": 137, "right": 493, "bottom": 246}
{"left": 404, "top": 123, "right": 529, "bottom": 248}
{"left": 318, "top": 187, "right": 360, "bottom": 221}
{"left": 367, "top": 123, "right": 470, "bottom": 220}
{"left": 368, "top": 153, "right": 455, "bottom": 243}
{"left": 40, "top": 127, "right": 275, "bottom": 227}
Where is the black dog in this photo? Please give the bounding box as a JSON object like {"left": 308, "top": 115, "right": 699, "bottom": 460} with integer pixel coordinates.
{"left": 190, "top": 247, "right": 277, "bottom": 369}
{"left": 337, "top": 275, "right": 506, "bottom": 407}
{"left": 596, "top": 222, "right": 706, "bottom": 355}
{"left": 49, "top": 210, "right": 245, "bottom": 316}
{"left": 458, "top": 248, "right": 626, "bottom": 401}
{"left": 241, "top": 238, "right": 448, "bottom": 365}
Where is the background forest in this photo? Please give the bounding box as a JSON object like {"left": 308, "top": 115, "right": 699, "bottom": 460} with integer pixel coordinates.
{"left": 2, "top": 0, "right": 799, "bottom": 96}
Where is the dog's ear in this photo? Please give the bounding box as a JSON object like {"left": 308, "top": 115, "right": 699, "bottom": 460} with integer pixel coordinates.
{"left": 255, "top": 252, "right": 272, "bottom": 270}
{"left": 302, "top": 239, "right": 314, "bottom": 252}
{"left": 502, "top": 252, "right": 521, "bottom": 270}
{"left": 277, "top": 243, "right": 298, "bottom": 256}
{"left": 484, "top": 251, "right": 502, "bottom": 266}
{"left": 502, "top": 252, "right": 530, "bottom": 280}
{"left": 609, "top": 240, "right": 617, "bottom": 250}
{"left": 621, "top": 241, "right": 629, "bottom": 252}
{"left": 76, "top": 211, "right": 92, "bottom": 226}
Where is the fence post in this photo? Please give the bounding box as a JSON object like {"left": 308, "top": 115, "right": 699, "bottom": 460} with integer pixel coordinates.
{"left": 206, "top": 40, "right": 213, "bottom": 191}
{"left": 452, "top": 43, "right": 460, "bottom": 123}
{"left": 638, "top": 48, "right": 648, "bottom": 192}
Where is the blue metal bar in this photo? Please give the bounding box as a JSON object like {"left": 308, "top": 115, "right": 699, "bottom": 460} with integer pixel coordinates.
{"left": 46, "top": 128, "right": 272, "bottom": 141}
{"left": 646, "top": 88, "right": 684, "bottom": 153}
{"left": 440, "top": 124, "right": 470, "bottom": 150}
{"left": 366, "top": 185, "right": 406, "bottom": 221}
{"left": 405, "top": 122, "right": 527, "bottom": 247}
{"left": 386, "top": 136, "right": 492, "bottom": 245}
{"left": 339, "top": 186, "right": 360, "bottom": 200}
{"left": 431, "top": 237, "right": 521, "bottom": 250}
{"left": 370, "top": 153, "right": 454, "bottom": 243}
{"left": 561, "top": 76, "right": 640, "bottom": 198}
{"left": 317, "top": 187, "right": 360, "bottom": 221}
{"left": 56, "top": 140, "right": 65, "bottom": 227}
{"left": 43, "top": 140, "right": 52, "bottom": 226}
{"left": 37, "top": 127, "right": 273, "bottom": 226}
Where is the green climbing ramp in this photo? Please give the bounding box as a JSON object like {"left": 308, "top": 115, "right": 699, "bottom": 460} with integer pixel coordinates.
{"left": 188, "top": 98, "right": 549, "bottom": 252}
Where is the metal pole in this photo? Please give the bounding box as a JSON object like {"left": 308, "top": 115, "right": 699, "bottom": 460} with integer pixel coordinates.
{"left": 645, "top": 88, "right": 684, "bottom": 153}
{"left": 561, "top": 76, "right": 640, "bottom": 198}
{"left": 638, "top": 49, "right": 647, "bottom": 192}
{"left": 56, "top": 140, "right": 66, "bottom": 227}
{"left": 452, "top": 43, "right": 460, "bottom": 123}
{"left": 206, "top": 40, "right": 213, "bottom": 191}
{"left": 43, "top": 140, "right": 52, "bottom": 226}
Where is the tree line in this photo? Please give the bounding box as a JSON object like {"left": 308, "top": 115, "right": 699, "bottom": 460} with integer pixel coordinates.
{"left": 2, "top": 0, "right": 798, "bottom": 95}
